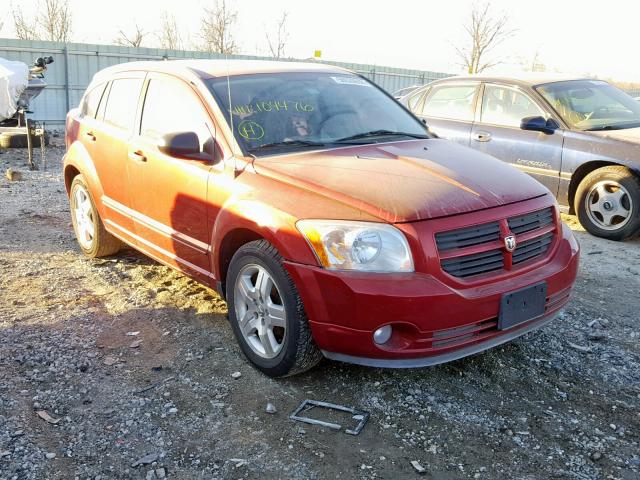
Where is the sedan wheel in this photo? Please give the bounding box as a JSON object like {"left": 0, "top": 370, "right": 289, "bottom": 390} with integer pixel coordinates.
{"left": 575, "top": 166, "right": 640, "bottom": 241}
{"left": 584, "top": 180, "right": 632, "bottom": 231}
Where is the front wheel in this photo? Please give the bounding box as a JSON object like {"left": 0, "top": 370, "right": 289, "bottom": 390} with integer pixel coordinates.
{"left": 575, "top": 166, "right": 640, "bottom": 241}
{"left": 226, "top": 240, "right": 322, "bottom": 377}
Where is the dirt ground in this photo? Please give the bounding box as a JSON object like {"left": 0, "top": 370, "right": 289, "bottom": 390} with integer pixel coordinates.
{"left": 1, "top": 144, "right": 639, "bottom": 480}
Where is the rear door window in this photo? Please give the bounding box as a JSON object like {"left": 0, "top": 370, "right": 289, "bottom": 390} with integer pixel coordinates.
{"left": 421, "top": 84, "right": 477, "bottom": 121}
{"left": 81, "top": 83, "right": 106, "bottom": 118}
{"left": 103, "top": 78, "right": 143, "bottom": 131}
{"left": 140, "top": 77, "right": 214, "bottom": 152}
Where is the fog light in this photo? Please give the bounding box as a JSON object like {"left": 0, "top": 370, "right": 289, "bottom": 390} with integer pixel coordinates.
{"left": 373, "top": 325, "right": 392, "bottom": 345}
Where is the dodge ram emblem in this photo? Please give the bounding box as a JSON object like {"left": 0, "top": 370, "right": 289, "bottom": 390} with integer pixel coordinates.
{"left": 504, "top": 234, "right": 517, "bottom": 252}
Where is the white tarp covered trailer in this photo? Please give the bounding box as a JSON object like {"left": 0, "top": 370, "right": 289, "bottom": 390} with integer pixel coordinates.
{"left": 0, "top": 57, "right": 29, "bottom": 122}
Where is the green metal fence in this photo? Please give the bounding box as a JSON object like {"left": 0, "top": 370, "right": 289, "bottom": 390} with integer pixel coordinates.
{"left": 0, "top": 37, "right": 452, "bottom": 126}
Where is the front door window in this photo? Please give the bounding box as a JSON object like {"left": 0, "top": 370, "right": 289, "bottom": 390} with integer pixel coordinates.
{"left": 480, "top": 85, "right": 545, "bottom": 127}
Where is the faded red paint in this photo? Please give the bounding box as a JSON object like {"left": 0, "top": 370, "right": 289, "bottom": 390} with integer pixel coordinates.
{"left": 64, "top": 60, "right": 579, "bottom": 367}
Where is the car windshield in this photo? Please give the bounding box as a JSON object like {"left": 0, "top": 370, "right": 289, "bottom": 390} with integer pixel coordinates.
{"left": 206, "top": 72, "right": 429, "bottom": 154}
{"left": 536, "top": 80, "right": 640, "bottom": 131}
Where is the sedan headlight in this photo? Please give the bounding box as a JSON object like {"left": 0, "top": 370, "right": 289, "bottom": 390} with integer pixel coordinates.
{"left": 296, "top": 220, "right": 414, "bottom": 272}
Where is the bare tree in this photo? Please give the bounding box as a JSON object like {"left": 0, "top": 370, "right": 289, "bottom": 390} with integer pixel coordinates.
{"left": 527, "top": 49, "right": 546, "bottom": 72}
{"left": 158, "top": 12, "right": 182, "bottom": 50}
{"left": 201, "top": 0, "right": 238, "bottom": 54}
{"left": 265, "top": 12, "right": 289, "bottom": 59}
{"left": 114, "top": 24, "right": 147, "bottom": 47}
{"left": 455, "top": 2, "right": 514, "bottom": 74}
{"left": 11, "top": 0, "right": 72, "bottom": 42}
{"left": 39, "top": 0, "right": 72, "bottom": 42}
{"left": 12, "top": 6, "right": 39, "bottom": 40}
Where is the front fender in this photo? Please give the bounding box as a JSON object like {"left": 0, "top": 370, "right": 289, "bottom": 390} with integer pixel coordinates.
{"left": 63, "top": 141, "right": 107, "bottom": 219}
{"left": 563, "top": 131, "right": 640, "bottom": 176}
{"left": 210, "top": 198, "right": 319, "bottom": 280}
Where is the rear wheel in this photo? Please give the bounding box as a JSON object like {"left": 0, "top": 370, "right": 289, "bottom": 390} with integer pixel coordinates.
{"left": 70, "top": 175, "right": 122, "bottom": 257}
{"left": 226, "top": 240, "right": 322, "bottom": 377}
{"left": 575, "top": 166, "right": 640, "bottom": 241}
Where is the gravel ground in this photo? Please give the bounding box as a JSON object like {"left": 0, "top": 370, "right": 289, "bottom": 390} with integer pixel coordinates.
{"left": 1, "top": 144, "right": 639, "bottom": 480}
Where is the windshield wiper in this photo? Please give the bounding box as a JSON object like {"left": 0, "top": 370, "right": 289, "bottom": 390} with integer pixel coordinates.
{"left": 584, "top": 125, "right": 622, "bottom": 131}
{"left": 248, "top": 139, "right": 327, "bottom": 152}
{"left": 334, "top": 130, "right": 430, "bottom": 143}
{"left": 584, "top": 122, "right": 640, "bottom": 131}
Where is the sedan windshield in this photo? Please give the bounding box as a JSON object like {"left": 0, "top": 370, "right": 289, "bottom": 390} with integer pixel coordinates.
{"left": 206, "top": 72, "right": 429, "bottom": 154}
{"left": 536, "top": 80, "right": 640, "bottom": 131}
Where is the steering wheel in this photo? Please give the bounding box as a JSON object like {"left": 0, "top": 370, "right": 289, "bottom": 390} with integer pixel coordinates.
{"left": 317, "top": 109, "right": 359, "bottom": 138}
{"left": 585, "top": 106, "right": 611, "bottom": 121}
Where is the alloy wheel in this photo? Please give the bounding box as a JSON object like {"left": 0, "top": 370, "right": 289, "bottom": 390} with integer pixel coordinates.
{"left": 72, "top": 185, "right": 95, "bottom": 250}
{"left": 233, "top": 264, "right": 287, "bottom": 359}
{"left": 585, "top": 180, "right": 633, "bottom": 231}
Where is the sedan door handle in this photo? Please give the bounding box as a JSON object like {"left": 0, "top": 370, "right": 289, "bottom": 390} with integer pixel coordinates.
{"left": 472, "top": 131, "right": 492, "bottom": 142}
{"left": 128, "top": 150, "right": 147, "bottom": 162}
{"left": 85, "top": 131, "right": 96, "bottom": 141}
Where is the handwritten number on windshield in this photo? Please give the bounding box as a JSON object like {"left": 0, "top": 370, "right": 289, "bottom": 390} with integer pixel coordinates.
{"left": 231, "top": 100, "right": 314, "bottom": 116}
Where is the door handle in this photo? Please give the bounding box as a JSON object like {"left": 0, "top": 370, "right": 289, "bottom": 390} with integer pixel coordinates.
{"left": 85, "top": 131, "right": 96, "bottom": 141}
{"left": 128, "top": 150, "right": 147, "bottom": 162}
{"left": 472, "top": 131, "right": 492, "bottom": 142}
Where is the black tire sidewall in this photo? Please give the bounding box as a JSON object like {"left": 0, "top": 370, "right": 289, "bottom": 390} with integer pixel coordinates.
{"left": 575, "top": 168, "right": 640, "bottom": 241}
{"left": 70, "top": 175, "right": 101, "bottom": 257}
{"left": 226, "top": 244, "right": 302, "bottom": 377}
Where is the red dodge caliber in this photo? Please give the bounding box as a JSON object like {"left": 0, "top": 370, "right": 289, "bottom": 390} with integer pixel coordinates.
{"left": 64, "top": 60, "right": 579, "bottom": 377}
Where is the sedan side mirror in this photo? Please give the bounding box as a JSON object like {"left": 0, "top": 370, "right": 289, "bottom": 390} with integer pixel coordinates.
{"left": 158, "top": 131, "right": 201, "bottom": 158}
{"left": 520, "top": 116, "right": 558, "bottom": 135}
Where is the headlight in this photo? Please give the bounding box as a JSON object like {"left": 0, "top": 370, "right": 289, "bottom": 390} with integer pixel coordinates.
{"left": 296, "top": 220, "right": 414, "bottom": 272}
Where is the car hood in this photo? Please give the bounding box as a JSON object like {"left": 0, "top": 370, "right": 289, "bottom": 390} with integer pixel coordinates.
{"left": 253, "top": 139, "right": 549, "bottom": 223}
{"left": 587, "top": 126, "right": 640, "bottom": 144}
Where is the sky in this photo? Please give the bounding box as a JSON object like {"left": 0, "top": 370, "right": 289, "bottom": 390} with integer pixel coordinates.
{"left": 1, "top": 0, "right": 639, "bottom": 82}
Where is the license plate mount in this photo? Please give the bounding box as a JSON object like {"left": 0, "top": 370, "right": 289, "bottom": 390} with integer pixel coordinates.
{"left": 498, "top": 282, "right": 547, "bottom": 330}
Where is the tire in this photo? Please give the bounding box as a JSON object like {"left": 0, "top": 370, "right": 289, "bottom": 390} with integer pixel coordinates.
{"left": 226, "top": 240, "right": 322, "bottom": 377}
{"left": 574, "top": 166, "right": 640, "bottom": 241}
{"left": 69, "top": 175, "right": 122, "bottom": 257}
{"left": 0, "top": 132, "right": 49, "bottom": 148}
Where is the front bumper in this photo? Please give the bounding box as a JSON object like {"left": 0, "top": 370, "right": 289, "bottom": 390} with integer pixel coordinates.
{"left": 322, "top": 309, "right": 561, "bottom": 368}
{"left": 284, "top": 222, "right": 579, "bottom": 366}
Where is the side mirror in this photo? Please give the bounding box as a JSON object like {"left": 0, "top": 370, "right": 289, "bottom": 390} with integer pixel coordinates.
{"left": 520, "top": 116, "right": 558, "bottom": 135}
{"left": 158, "top": 131, "right": 200, "bottom": 158}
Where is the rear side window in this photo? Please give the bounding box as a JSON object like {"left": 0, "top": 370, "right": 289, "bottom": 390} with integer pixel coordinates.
{"left": 421, "top": 85, "right": 477, "bottom": 121}
{"left": 140, "top": 77, "right": 213, "bottom": 151}
{"left": 81, "top": 83, "right": 106, "bottom": 118}
{"left": 103, "top": 78, "right": 143, "bottom": 131}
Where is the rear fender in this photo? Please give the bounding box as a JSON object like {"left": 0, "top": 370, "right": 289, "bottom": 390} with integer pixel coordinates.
{"left": 63, "top": 141, "right": 106, "bottom": 219}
